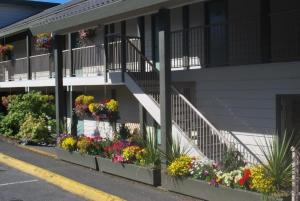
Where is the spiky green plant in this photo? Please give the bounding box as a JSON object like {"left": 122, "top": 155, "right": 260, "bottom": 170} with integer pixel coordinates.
{"left": 142, "top": 134, "right": 161, "bottom": 167}
{"left": 258, "top": 131, "right": 299, "bottom": 194}
{"left": 160, "top": 136, "right": 190, "bottom": 163}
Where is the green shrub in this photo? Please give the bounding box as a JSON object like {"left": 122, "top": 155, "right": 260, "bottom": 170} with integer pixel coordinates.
{"left": 0, "top": 91, "right": 55, "bottom": 138}
{"left": 17, "top": 114, "right": 51, "bottom": 144}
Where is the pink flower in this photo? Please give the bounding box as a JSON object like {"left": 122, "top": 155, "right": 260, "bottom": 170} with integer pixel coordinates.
{"left": 112, "top": 154, "right": 124, "bottom": 163}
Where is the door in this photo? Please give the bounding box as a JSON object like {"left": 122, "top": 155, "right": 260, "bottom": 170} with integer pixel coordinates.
{"left": 279, "top": 95, "right": 300, "bottom": 139}
{"left": 206, "top": 0, "right": 227, "bottom": 66}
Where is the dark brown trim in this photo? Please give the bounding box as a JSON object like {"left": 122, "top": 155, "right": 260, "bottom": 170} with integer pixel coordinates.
{"left": 182, "top": 5, "right": 190, "bottom": 69}
{"left": 260, "top": 0, "right": 271, "bottom": 63}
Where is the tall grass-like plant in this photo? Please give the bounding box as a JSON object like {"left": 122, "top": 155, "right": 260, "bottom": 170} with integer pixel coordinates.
{"left": 143, "top": 134, "right": 161, "bottom": 167}
{"left": 258, "top": 131, "right": 299, "bottom": 195}
{"left": 161, "top": 136, "right": 190, "bottom": 163}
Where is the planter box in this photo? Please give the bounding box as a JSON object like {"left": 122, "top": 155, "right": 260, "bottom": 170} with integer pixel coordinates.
{"left": 162, "top": 174, "right": 289, "bottom": 201}
{"left": 55, "top": 148, "right": 98, "bottom": 170}
{"left": 97, "top": 157, "right": 161, "bottom": 186}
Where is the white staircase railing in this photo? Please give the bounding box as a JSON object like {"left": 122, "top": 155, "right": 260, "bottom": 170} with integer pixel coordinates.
{"left": 123, "top": 36, "right": 260, "bottom": 163}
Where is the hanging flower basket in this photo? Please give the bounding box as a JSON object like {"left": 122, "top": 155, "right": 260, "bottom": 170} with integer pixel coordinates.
{"left": 74, "top": 95, "right": 95, "bottom": 119}
{"left": 0, "top": 44, "right": 13, "bottom": 60}
{"left": 78, "top": 28, "right": 96, "bottom": 40}
{"left": 34, "top": 33, "right": 53, "bottom": 51}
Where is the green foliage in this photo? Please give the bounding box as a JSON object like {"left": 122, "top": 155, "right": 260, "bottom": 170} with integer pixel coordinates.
{"left": 0, "top": 91, "right": 55, "bottom": 140}
{"left": 259, "top": 132, "right": 298, "bottom": 194}
{"left": 161, "top": 136, "right": 190, "bottom": 163}
{"left": 142, "top": 134, "right": 161, "bottom": 167}
{"left": 17, "top": 114, "right": 51, "bottom": 144}
{"left": 220, "top": 148, "right": 245, "bottom": 172}
{"left": 116, "top": 124, "right": 131, "bottom": 140}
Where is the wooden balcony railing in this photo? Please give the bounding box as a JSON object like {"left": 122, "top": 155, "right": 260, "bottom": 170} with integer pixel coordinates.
{"left": 63, "top": 45, "right": 106, "bottom": 77}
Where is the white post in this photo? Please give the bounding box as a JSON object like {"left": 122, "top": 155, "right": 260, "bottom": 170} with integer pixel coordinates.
{"left": 292, "top": 146, "right": 299, "bottom": 201}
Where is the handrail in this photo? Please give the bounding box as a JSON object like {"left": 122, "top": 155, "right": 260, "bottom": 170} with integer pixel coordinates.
{"left": 30, "top": 53, "right": 51, "bottom": 58}
{"left": 125, "top": 35, "right": 259, "bottom": 163}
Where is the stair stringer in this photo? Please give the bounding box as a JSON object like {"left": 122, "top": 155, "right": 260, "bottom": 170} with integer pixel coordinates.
{"left": 124, "top": 73, "right": 205, "bottom": 158}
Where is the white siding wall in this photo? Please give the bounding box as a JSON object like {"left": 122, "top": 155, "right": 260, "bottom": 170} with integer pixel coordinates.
{"left": 172, "top": 62, "right": 300, "bottom": 158}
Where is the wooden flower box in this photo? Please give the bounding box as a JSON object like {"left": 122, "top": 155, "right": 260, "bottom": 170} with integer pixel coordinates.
{"left": 55, "top": 148, "right": 98, "bottom": 170}
{"left": 162, "top": 174, "right": 289, "bottom": 201}
{"left": 97, "top": 157, "right": 161, "bottom": 186}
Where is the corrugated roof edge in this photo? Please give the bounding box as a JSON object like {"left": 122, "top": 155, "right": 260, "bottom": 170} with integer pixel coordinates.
{"left": 0, "top": 0, "right": 87, "bottom": 37}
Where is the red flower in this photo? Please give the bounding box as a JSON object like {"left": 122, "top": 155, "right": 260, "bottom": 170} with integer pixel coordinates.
{"left": 239, "top": 168, "right": 251, "bottom": 186}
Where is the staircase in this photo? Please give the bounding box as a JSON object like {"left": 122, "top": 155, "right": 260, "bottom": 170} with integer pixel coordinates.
{"left": 108, "top": 34, "right": 260, "bottom": 163}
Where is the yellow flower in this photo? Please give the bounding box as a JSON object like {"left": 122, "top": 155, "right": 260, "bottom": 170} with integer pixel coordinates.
{"left": 250, "top": 165, "right": 275, "bottom": 193}
{"left": 167, "top": 155, "right": 193, "bottom": 177}
{"left": 83, "top": 96, "right": 94, "bottom": 105}
{"left": 122, "top": 145, "right": 141, "bottom": 161}
{"left": 61, "top": 137, "right": 77, "bottom": 152}
{"left": 88, "top": 103, "right": 98, "bottom": 113}
{"left": 106, "top": 99, "right": 118, "bottom": 112}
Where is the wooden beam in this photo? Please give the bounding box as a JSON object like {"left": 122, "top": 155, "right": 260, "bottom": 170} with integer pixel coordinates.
{"left": 138, "top": 16, "right": 145, "bottom": 72}
{"left": 182, "top": 5, "right": 190, "bottom": 69}
{"left": 26, "top": 31, "right": 32, "bottom": 80}
{"left": 104, "top": 25, "right": 109, "bottom": 82}
{"left": 67, "top": 33, "right": 74, "bottom": 77}
{"left": 121, "top": 21, "right": 126, "bottom": 82}
{"left": 54, "top": 34, "right": 65, "bottom": 136}
{"left": 158, "top": 9, "right": 171, "bottom": 166}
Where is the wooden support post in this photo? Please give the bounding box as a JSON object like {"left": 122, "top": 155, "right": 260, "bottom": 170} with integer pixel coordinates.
{"left": 260, "top": 0, "right": 270, "bottom": 63}
{"left": 67, "top": 33, "right": 74, "bottom": 77}
{"left": 182, "top": 5, "right": 190, "bottom": 69}
{"left": 138, "top": 16, "right": 145, "bottom": 72}
{"left": 121, "top": 21, "right": 126, "bottom": 82}
{"left": 139, "top": 104, "right": 147, "bottom": 140}
{"left": 54, "top": 34, "right": 65, "bottom": 137}
{"left": 158, "top": 9, "right": 172, "bottom": 167}
{"left": 104, "top": 25, "right": 109, "bottom": 82}
{"left": 26, "top": 31, "right": 32, "bottom": 80}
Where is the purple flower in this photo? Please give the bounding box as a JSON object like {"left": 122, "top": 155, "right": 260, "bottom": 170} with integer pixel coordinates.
{"left": 203, "top": 170, "right": 209, "bottom": 176}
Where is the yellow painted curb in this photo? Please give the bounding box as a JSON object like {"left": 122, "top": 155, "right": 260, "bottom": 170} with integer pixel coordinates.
{"left": 16, "top": 145, "right": 57, "bottom": 159}
{"left": 0, "top": 153, "right": 125, "bottom": 201}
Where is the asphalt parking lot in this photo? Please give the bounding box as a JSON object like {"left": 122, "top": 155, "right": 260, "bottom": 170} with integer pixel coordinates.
{"left": 0, "top": 164, "right": 86, "bottom": 201}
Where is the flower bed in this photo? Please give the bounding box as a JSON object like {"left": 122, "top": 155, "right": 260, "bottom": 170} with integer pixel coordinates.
{"left": 164, "top": 149, "right": 291, "bottom": 201}
{"left": 94, "top": 127, "right": 161, "bottom": 186}
{"left": 55, "top": 147, "right": 98, "bottom": 170}
{"left": 162, "top": 174, "right": 289, "bottom": 201}
{"left": 97, "top": 157, "right": 161, "bottom": 186}
{"left": 56, "top": 135, "right": 106, "bottom": 170}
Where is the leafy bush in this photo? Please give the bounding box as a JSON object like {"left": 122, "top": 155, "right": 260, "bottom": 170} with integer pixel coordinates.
{"left": 0, "top": 91, "right": 55, "bottom": 138}
{"left": 220, "top": 148, "right": 245, "bottom": 172}
{"left": 17, "top": 114, "right": 51, "bottom": 144}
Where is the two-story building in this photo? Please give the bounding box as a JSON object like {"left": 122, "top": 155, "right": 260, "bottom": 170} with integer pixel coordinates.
{"left": 0, "top": 0, "right": 299, "bottom": 163}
